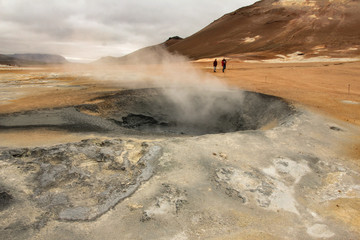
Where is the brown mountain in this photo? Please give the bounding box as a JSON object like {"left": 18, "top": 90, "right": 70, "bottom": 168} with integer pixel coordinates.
{"left": 167, "top": 0, "right": 360, "bottom": 59}
{"left": 99, "top": 0, "right": 360, "bottom": 63}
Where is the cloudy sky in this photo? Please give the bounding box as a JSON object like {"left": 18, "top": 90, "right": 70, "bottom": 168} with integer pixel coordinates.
{"left": 0, "top": 0, "right": 258, "bottom": 62}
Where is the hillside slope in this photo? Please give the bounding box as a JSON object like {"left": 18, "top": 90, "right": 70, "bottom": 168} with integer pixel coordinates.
{"left": 167, "top": 0, "right": 360, "bottom": 59}
{"left": 100, "top": 0, "right": 360, "bottom": 63}
{"left": 96, "top": 36, "right": 183, "bottom": 64}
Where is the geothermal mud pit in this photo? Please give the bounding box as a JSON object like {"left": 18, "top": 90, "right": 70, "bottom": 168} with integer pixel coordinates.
{"left": 1, "top": 88, "right": 360, "bottom": 240}
{"left": 79, "top": 88, "right": 294, "bottom": 135}
{"left": 0, "top": 88, "right": 294, "bottom": 135}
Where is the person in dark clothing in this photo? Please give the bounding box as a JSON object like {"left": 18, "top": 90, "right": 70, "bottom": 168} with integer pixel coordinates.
{"left": 221, "top": 58, "right": 227, "bottom": 73}
{"left": 213, "top": 59, "right": 218, "bottom": 72}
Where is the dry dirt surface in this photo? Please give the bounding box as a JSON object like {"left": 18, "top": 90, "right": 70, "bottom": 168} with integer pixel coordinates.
{"left": 0, "top": 61, "right": 360, "bottom": 240}
{"left": 195, "top": 60, "right": 360, "bottom": 126}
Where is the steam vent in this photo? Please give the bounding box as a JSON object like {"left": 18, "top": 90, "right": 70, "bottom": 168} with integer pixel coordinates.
{"left": 93, "top": 88, "right": 294, "bottom": 135}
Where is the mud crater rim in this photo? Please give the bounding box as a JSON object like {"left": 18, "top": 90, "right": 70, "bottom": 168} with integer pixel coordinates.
{"left": 0, "top": 88, "right": 295, "bottom": 136}
{"left": 86, "top": 88, "right": 295, "bottom": 136}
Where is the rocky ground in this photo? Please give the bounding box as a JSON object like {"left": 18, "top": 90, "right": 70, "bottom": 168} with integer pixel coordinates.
{"left": 0, "top": 63, "right": 359, "bottom": 239}
{"left": 1, "top": 106, "right": 359, "bottom": 240}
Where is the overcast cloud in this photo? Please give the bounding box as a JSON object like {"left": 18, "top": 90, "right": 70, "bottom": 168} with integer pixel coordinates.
{"left": 0, "top": 0, "right": 257, "bottom": 62}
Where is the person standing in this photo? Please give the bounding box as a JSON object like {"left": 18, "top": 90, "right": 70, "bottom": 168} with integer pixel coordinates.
{"left": 221, "top": 58, "right": 227, "bottom": 73}
{"left": 213, "top": 59, "right": 218, "bottom": 72}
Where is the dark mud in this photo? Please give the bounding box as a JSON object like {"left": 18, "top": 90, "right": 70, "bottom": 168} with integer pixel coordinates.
{"left": 0, "top": 107, "right": 120, "bottom": 133}
{"left": 0, "top": 191, "right": 12, "bottom": 210}
{"left": 93, "top": 88, "right": 294, "bottom": 135}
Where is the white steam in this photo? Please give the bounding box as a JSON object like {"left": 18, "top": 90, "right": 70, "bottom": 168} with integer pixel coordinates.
{"left": 94, "top": 46, "right": 244, "bottom": 126}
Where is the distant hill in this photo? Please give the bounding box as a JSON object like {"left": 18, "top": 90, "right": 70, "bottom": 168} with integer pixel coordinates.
{"left": 96, "top": 36, "right": 184, "bottom": 64}
{"left": 0, "top": 54, "right": 18, "bottom": 65}
{"left": 10, "top": 54, "right": 68, "bottom": 64}
{"left": 98, "top": 0, "right": 360, "bottom": 63}
{"left": 0, "top": 53, "right": 68, "bottom": 66}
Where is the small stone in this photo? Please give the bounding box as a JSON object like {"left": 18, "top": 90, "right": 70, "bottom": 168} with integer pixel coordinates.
{"left": 330, "top": 126, "right": 343, "bottom": 131}
{"left": 140, "top": 212, "right": 151, "bottom": 222}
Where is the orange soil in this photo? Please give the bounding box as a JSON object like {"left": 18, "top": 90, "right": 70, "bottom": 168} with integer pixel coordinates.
{"left": 195, "top": 60, "right": 360, "bottom": 126}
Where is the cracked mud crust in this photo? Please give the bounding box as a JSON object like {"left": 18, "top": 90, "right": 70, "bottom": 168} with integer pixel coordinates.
{"left": 0, "top": 139, "right": 162, "bottom": 236}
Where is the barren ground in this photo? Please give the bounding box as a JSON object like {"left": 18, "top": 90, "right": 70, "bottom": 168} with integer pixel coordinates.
{"left": 195, "top": 60, "right": 360, "bottom": 126}
{"left": 2, "top": 61, "right": 358, "bottom": 156}
{"left": 0, "top": 61, "right": 359, "bottom": 240}
{"left": 198, "top": 60, "right": 360, "bottom": 160}
{"left": 2, "top": 61, "right": 360, "bottom": 123}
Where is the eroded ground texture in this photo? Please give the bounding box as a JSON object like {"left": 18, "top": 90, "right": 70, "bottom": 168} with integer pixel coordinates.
{"left": 0, "top": 65, "right": 359, "bottom": 240}
{"left": 0, "top": 105, "right": 359, "bottom": 240}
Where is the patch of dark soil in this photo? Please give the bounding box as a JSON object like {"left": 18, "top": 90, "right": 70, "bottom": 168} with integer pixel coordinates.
{"left": 330, "top": 126, "right": 343, "bottom": 131}
{"left": 0, "top": 191, "right": 13, "bottom": 210}
{"left": 120, "top": 114, "right": 164, "bottom": 128}
{"left": 76, "top": 104, "right": 100, "bottom": 113}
